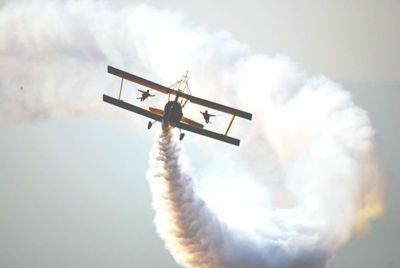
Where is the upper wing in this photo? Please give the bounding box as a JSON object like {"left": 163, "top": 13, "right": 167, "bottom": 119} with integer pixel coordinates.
{"left": 103, "top": 94, "right": 163, "bottom": 122}
{"left": 177, "top": 121, "right": 240, "bottom": 146}
{"left": 108, "top": 66, "right": 171, "bottom": 94}
{"left": 108, "top": 66, "right": 252, "bottom": 120}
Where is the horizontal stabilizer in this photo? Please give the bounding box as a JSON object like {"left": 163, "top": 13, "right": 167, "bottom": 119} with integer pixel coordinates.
{"left": 149, "top": 107, "right": 164, "bottom": 116}
{"left": 181, "top": 117, "right": 204, "bottom": 129}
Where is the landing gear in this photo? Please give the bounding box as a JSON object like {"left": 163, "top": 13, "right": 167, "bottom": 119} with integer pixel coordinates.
{"left": 147, "top": 121, "right": 153, "bottom": 129}
{"left": 178, "top": 128, "right": 185, "bottom": 141}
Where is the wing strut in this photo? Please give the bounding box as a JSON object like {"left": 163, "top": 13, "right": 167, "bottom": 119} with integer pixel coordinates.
{"left": 118, "top": 78, "right": 124, "bottom": 100}
{"left": 225, "top": 115, "right": 236, "bottom": 136}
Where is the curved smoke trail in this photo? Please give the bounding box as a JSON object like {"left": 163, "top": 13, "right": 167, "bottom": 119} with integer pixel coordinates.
{"left": 147, "top": 125, "right": 379, "bottom": 268}
{"left": 0, "top": 1, "right": 383, "bottom": 267}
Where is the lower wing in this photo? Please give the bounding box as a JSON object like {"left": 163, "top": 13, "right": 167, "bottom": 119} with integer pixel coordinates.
{"left": 103, "top": 94, "right": 162, "bottom": 122}
{"left": 177, "top": 121, "right": 240, "bottom": 146}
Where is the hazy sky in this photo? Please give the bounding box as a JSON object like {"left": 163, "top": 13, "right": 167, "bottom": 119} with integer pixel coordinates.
{"left": 114, "top": 0, "right": 400, "bottom": 82}
{"left": 0, "top": 1, "right": 399, "bottom": 268}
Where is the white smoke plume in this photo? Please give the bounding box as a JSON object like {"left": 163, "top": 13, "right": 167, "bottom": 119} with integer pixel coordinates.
{"left": 148, "top": 126, "right": 339, "bottom": 268}
{"left": 0, "top": 1, "right": 383, "bottom": 267}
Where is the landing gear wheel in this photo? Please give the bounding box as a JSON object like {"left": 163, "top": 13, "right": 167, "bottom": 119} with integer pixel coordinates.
{"left": 147, "top": 121, "right": 152, "bottom": 129}
{"left": 179, "top": 133, "right": 185, "bottom": 141}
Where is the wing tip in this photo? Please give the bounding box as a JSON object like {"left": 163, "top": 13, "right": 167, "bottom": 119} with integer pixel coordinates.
{"left": 102, "top": 93, "right": 110, "bottom": 102}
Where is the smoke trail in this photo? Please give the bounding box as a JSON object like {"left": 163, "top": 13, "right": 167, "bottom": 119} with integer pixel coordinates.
{"left": 147, "top": 126, "right": 355, "bottom": 268}
{"left": 0, "top": 1, "right": 383, "bottom": 267}
{"left": 147, "top": 126, "right": 274, "bottom": 268}
{"left": 147, "top": 126, "right": 228, "bottom": 267}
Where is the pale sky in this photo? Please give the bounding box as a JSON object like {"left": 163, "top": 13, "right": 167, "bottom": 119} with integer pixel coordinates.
{"left": 0, "top": 1, "right": 399, "bottom": 268}
{"left": 115, "top": 0, "right": 400, "bottom": 82}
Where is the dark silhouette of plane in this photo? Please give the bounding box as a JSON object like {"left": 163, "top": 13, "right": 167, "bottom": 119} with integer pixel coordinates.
{"left": 103, "top": 66, "right": 253, "bottom": 146}
{"left": 137, "top": 89, "right": 155, "bottom": 101}
{"left": 200, "top": 110, "right": 215, "bottom": 124}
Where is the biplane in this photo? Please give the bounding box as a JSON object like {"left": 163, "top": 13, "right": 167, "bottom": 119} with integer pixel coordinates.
{"left": 103, "top": 66, "right": 252, "bottom": 146}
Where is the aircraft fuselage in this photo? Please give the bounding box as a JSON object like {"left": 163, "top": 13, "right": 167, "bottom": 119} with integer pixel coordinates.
{"left": 163, "top": 100, "right": 183, "bottom": 127}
